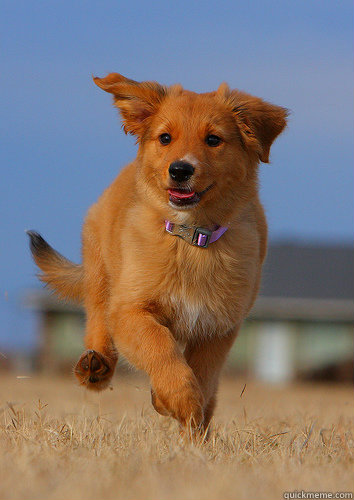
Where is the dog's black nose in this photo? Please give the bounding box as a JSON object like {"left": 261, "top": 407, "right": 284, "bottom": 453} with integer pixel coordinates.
{"left": 169, "top": 161, "right": 195, "bottom": 182}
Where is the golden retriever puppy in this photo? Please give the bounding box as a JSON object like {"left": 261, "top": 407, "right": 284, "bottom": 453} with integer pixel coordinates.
{"left": 27, "top": 73, "right": 287, "bottom": 431}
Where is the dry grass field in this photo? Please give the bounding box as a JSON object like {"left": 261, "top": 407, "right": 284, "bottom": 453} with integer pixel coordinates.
{"left": 0, "top": 372, "right": 353, "bottom": 500}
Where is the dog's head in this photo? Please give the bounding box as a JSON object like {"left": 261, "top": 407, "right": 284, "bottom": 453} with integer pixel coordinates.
{"left": 94, "top": 73, "right": 287, "bottom": 223}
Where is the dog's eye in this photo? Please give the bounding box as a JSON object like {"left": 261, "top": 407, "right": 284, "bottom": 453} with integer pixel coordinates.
{"left": 205, "top": 135, "right": 222, "bottom": 147}
{"left": 159, "top": 133, "right": 171, "bottom": 145}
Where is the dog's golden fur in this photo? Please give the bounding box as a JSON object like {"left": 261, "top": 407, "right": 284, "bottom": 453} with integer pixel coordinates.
{"left": 28, "top": 73, "right": 287, "bottom": 431}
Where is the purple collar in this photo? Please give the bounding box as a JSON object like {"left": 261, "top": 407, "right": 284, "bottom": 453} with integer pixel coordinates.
{"left": 165, "top": 220, "right": 228, "bottom": 248}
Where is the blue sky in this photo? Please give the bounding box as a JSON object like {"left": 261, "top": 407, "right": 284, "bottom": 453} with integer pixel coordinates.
{"left": 1, "top": 0, "right": 353, "bottom": 352}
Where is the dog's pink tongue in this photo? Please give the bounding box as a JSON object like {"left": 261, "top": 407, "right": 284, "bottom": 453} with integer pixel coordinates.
{"left": 168, "top": 189, "right": 195, "bottom": 199}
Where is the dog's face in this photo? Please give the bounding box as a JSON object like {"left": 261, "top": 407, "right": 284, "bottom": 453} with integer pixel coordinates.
{"left": 94, "top": 74, "right": 287, "bottom": 222}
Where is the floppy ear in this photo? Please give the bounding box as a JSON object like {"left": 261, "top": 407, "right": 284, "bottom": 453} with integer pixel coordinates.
{"left": 218, "top": 84, "right": 288, "bottom": 163}
{"left": 93, "top": 73, "right": 167, "bottom": 137}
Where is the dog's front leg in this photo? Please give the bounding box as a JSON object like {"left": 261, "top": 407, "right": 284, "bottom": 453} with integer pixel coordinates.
{"left": 184, "top": 328, "right": 239, "bottom": 430}
{"left": 109, "top": 305, "right": 204, "bottom": 428}
{"left": 74, "top": 237, "right": 118, "bottom": 391}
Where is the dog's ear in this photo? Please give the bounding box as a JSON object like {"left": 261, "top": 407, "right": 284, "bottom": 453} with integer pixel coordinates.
{"left": 218, "top": 84, "right": 288, "bottom": 163}
{"left": 93, "top": 73, "right": 167, "bottom": 137}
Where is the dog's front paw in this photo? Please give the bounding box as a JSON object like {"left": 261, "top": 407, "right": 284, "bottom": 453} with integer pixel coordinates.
{"left": 153, "top": 374, "right": 204, "bottom": 428}
{"left": 74, "top": 350, "right": 114, "bottom": 391}
{"left": 174, "top": 383, "right": 204, "bottom": 428}
{"left": 151, "top": 389, "right": 170, "bottom": 416}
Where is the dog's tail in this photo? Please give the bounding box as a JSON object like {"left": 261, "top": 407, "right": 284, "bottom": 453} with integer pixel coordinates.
{"left": 26, "top": 230, "right": 84, "bottom": 303}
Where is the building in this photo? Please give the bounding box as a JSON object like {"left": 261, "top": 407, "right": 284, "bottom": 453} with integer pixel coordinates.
{"left": 231, "top": 243, "right": 353, "bottom": 382}
{"left": 25, "top": 243, "right": 354, "bottom": 382}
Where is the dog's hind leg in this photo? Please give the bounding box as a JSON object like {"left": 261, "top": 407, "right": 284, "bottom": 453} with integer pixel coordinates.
{"left": 74, "top": 236, "right": 118, "bottom": 391}
{"left": 184, "top": 328, "right": 238, "bottom": 431}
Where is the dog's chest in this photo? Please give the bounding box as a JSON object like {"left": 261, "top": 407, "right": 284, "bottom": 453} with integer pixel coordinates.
{"left": 151, "top": 240, "right": 250, "bottom": 340}
{"left": 159, "top": 279, "right": 237, "bottom": 341}
{"left": 165, "top": 295, "right": 211, "bottom": 338}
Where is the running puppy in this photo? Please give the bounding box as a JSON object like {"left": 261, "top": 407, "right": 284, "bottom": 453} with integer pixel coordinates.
{"left": 27, "top": 73, "right": 287, "bottom": 431}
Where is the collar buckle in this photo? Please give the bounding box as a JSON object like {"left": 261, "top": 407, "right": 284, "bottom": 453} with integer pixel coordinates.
{"left": 192, "top": 227, "right": 212, "bottom": 248}
{"left": 164, "top": 220, "right": 228, "bottom": 248}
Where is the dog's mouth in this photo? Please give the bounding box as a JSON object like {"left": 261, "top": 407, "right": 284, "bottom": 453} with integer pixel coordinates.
{"left": 168, "top": 185, "right": 213, "bottom": 208}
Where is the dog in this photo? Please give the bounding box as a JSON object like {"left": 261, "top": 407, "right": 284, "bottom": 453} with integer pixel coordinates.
{"left": 27, "top": 73, "right": 287, "bottom": 431}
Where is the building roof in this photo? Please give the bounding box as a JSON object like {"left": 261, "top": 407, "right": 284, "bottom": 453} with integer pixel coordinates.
{"left": 260, "top": 243, "right": 353, "bottom": 300}
{"left": 248, "top": 243, "right": 354, "bottom": 322}
{"left": 250, "top": 296, "right": 353, "bottom": 322}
